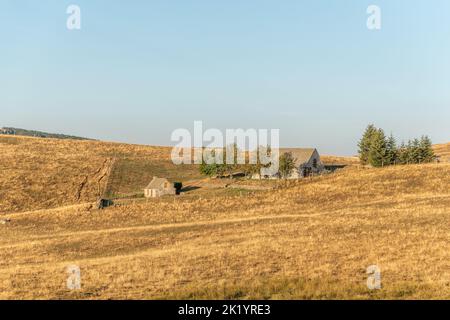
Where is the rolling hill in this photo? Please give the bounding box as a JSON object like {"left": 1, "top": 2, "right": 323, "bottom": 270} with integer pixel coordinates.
{"left": 433, "top": 142, "right": 450, "bottom": 162}
{"left": 0, "top": 127, "right": 93, "bottom": 140}
{"left": 0, "top": 135, "right": 202, "bottom": 213}
{"left": 0, "top": 135, "right": 449, "bottom": 299}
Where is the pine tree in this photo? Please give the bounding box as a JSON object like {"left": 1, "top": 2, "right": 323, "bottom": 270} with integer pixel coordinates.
{"left": 419, "top": 135, "right": 435, "bottom": 163}
{"left": 361, "top": 131, "right": 435, "bottom": 167}
{"left": 385, "top": 134, "right": 398, "bottom": 165}
{"left": 358, "top": 124, "right": 378, "bottom": 165}
{"left": 368, "top": 129, "right": 388, "bottom": 167}
{"left": 410, "top": 138, "right": 421, "bottom": 163}
{"left": 397, "top": 142, "right": 408, "bottom": 165}
{"left": 404, "top": 140, "right": 414, "bottom": 164}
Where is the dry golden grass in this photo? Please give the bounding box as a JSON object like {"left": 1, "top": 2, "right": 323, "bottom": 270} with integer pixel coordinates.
{"left": 321, "top": 155, "right": 360, "bottom": 166}
{"left": 433, "top": 142, "right": 450, "bottom": 162}
{"left": 0, "top": 136, "right": 449, "bottom": 299}
{"left": 105, "top": 158, "right": 201, "bottom": 198}
{"left": 0, "top": 135, "right": 201, "bottom": 213}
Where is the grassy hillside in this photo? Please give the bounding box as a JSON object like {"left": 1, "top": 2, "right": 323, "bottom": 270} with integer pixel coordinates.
{"left": 433, "top": 142, "right": 450, "bottom": 162}
{"left": 0, "top": 127, "right": 93, "bottom": 140}
{"left": 105, "top": 158, "right": 200, "bottom": 199}
{"left": 0, "top": 158, "right": 448, "bottom": 299}
{"left": 1, "top": 135, "right": 448, "bottom": 214}
{"left": 321, "top": 155, "right": 359, "bottom": 166}
{"left": 1, "top": 135, "right": 449, "bottom": 299}
{"left": 0, "top": 135, "right": 202, "bottom": 213}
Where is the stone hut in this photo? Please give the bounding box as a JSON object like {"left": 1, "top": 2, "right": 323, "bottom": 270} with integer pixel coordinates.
{"left": 144, "top": 177, "right": 176, "bottom": 198}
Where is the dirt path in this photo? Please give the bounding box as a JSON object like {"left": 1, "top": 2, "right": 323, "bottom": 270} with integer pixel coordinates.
{"left": 0, "top": 211, "right": 328, "bottom": 249}
{"left": 74, "top": 158, "right": 115, "bottom": 201}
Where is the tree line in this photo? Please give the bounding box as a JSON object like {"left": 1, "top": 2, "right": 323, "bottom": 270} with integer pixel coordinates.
{"left": 199, "top": 145, "right": 296, "bottom": 179}
{"left": 358, "top": 124, "right": 436, "bottom": 167}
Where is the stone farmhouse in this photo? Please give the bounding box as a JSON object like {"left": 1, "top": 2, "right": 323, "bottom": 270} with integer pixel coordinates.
{"left": 284, "top": 148, "right": 324, "bottom": 178}
{"left": 253, "top": 148, "right": 324, "bottom": 179}
{"left": 144, "top": 177, "right": 176, "bottom": 198}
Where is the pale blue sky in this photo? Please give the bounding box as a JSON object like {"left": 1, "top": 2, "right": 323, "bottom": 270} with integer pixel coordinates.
{"left": 1, "top": 1, "right": 449, "bottom": 155}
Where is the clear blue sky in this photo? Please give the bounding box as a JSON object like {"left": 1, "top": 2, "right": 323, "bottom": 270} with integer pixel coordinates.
{"left": 1, "top": 1, "right": 449, "bottom": 155}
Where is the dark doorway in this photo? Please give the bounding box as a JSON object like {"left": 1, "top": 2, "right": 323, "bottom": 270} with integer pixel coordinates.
{"left": 303, "top": 167, "right": 312, "bottom": 177}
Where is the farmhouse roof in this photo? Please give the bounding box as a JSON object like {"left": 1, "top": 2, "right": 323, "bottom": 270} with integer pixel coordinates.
{"left": 145, "top": 177, "right": 170, "bottom": 189}
{"left": 280, "top": 148, "right": 317, "bottom": 166}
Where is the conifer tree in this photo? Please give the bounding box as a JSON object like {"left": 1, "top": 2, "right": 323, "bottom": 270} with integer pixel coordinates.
{"left": 358, "top": 124, "right": 378, "bottom": 165}
{"left": 368, "top": 129, "right": 388, "bottom": 167}
{"left": 386, "top": 134, "right": 398, "bottom": 165}
{"left": 357, "top": 126, "right": 435, "bottom": 167}
{"left": 404, "top": 140, "right": 414, "bottom": 164}
{"left": 397, "top": 142, "right": 408, "bottom": 165}
{"left": 419, "top": 136, "right": 435, "bottom": 163}
{"left": 411, "top": 138, "right": 421, "bottom": 163}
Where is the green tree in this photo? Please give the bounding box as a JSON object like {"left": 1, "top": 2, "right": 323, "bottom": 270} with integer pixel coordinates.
{"left": 397, "top": 142, "right": 408, "bottom": 165}
{"left": 402, "top": 140, "right": 414, "bottom": 164}
{"left": 199, "top": 148, "right": 223, "bottom": 177}
{"left": 385, "top": 133, "right": 398, "bottom": 165}
{"left": 358, "top": 124, "right": 378, "bottom": 165}
{"left": 279, "top": 152, "right": 296, "bottom": 179}
{"left": 367, "top": 129, "right": 388, "bottom": 167}
{"left": 248, "top": 145, "right": 273, "bottom": 179}
{"left": 361, "top": 130, "right": 435, "bottom": 167}
{"left": 199, "top": 154, "right": 219, "bottom": 177}
{"left": 243, "top": 148, "right": 261, "bottom": 178}
{"left": 199, "top": 163, "right": 219, "bottom": 176}
{"left": 419, "top": 136, "right": 435, "bottom": 163}
{"left": 410, "top": 138, "right": 421, "bottom": 163}
{"left": 223, "top": 143, "right": 239, "bottom": 178}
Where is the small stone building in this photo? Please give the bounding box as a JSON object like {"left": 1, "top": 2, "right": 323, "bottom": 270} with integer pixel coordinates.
{"left": 144, "top": 177, "right": 176, "bottom": 198}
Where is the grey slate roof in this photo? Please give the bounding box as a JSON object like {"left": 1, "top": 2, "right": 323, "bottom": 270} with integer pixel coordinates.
{"left": 145, "top": 177, "right": 171, "bottom": 189}
{"left": 280, "top": 148, "right": 317, "bottom": 166}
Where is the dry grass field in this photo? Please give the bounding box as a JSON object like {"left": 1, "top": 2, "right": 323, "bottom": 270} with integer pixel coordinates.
{"left": 0, "top": 135, "right": 201, "bottom": 213}
{"left": 320, "top": 155, "right": 360, "bottom": 166}
{"left": 0, "top": 135, "right": 449, "bottom": 299}
{"left": 434, "top": 143, "right": 450, "bottom": 163}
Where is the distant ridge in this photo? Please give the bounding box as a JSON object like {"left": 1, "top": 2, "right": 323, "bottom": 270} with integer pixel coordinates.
{"left": 0, "top": 127, "right": 94, "bottom": 141}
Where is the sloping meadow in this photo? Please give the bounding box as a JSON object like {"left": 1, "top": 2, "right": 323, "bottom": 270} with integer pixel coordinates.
{"left": 0, "top": 157, "right": 448, "bottom": 299}
{"left": 0, "top": 135, "right": 177, "bottom": 213}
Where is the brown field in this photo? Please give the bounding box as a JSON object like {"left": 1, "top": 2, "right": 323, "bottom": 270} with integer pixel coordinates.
{"left": 0, "top": 135, "right": 449, "bottom": 299}
{"left": 0, "top": 135, "right": 201, "bottom": 213}
{"left": 434, "top": 143, "right": 450, "bottom": 163}
{"left": 321, "top": 155, "right": 360, "bottom": 166}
